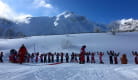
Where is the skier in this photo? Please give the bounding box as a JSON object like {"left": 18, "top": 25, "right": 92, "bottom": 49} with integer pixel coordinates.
{"left": 65, "top": 53, "right": 69, "bottom": 63}
{"left": 113, "top": 53, "right": 120, "bottom": 64}
{"left": 9, "top": 49, "right": 17, "bottom": 63}
{"left": 48, "top": 52, "right": 51, "bottom": 63}
{"left": 132, "top": 51, "right": 138, "bottom": 64}
{"left": 107, "top": 50, "right": 114, "bottom": 64}
{"left": 86, "top": 52, "right": 90, "bottom": 63}
{"left": 60, "top": 52, "right": 64, "bottom": 63}
{"left": 120, "top": 54, "right": 128, "bottom": 64}
{"left": 35, "top": 52, "right": 39, "bottom": 63}
{"left": 98, "top": 52, "right": 104, "bottom": 64}
{"left": 74, "top": 54, "right": 78, "bottom": 63}
{"left": 70, "top": 52, "right": 75, "bottom": 62}
{"left": 56, "top": 53, "right": 60, "bottom": 62}
{"left": 31, "top": 53, "right": 35, "bottom": 63}
{"left": 80, "top": 45, "right": 86, "bottom": 64}
{"left": 18, "top": 44, "right": 28, "bottom": 64}
{"left": 40, "top": 54, "right": 44, "bottom": 63}
{"left": 51, "top": 53, "right": 54, "bottom": 63}
{"left": 27, "top": 53, "right": 30, "bottom": 63}
{"left": 91, "top": 52, "right": 96, "bottom": 63}
{"left": 0, "top": 52, "right": 3, "bottom": 62}
{"left": 44, "top": 53, "right": 47, "bottom": 63}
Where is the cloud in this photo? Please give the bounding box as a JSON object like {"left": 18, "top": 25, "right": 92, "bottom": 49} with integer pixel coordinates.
{"left": 33, "top": 0, "right": 53, "bottom": 8}
{"left": 0, "top": 0, "right": 32, "bottom": 24}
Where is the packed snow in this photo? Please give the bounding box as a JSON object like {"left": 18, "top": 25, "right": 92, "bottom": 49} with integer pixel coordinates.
{"left": 0, "top": 32, "right": 138, "bottom": 80}
{"left": 0, "top": 63, "right": 137, "bottom": 80}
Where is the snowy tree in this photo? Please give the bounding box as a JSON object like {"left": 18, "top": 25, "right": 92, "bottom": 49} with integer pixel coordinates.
{"left": 15, "top": 32, "right": 26, "bottom": 38}
{"left": 0, "top": 27, "right": 5, "bottom": 37}
{"left": 108, "top": 21, "right": 120, "bottom": 35}
{"left": 5, "top": 29, "right": 15, "bottom": 38}
{"left": 93, "top": 27, "right": 101, "bottom": 33}
{"left": 61, "top": 39, "right": 72, "bottom": 49}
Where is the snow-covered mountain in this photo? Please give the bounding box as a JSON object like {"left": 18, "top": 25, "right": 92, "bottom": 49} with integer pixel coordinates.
{"left": 13, "top": 11, "right": 107, "bottom": 36}
{"left": 115, "top": 18, "right": 138, "bottom": 31}
{"left": 1, "top": 11, "right": 138, "bottom": 38}
{"left": 0, "top": 11, "right": 108, "bottom": 37}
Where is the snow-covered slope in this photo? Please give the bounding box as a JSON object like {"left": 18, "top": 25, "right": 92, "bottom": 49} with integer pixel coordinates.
{"left": 0, "top": 32, "right": 138, "bottom": 62}
{"left": 0, "top": 63, "right": 137, "bottom": 80}
{"left": 0, "top": 32, "right": 138, "bottom": 80}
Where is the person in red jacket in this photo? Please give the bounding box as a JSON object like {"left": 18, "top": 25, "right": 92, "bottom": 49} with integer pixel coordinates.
{"left": 18, "top": 44, "right": 28, "bottom": 64}
{"left": 80, "top": 45, "right": 86, "bottom": 64}
{"left": 9, "top": 49, "right": 18, "bottom": 63}
{"left": 97, "top": 52, "right": 104, "bottom": 64}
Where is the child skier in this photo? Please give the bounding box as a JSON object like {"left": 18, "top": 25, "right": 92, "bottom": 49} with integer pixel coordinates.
{"left": 98, "top": 52, "right": 104, "bottom": 64}
{"left": 51, "top": 53, "right": 54, "bottom": 63}
{"left": 44, "top": 53, "right": 47, "bottom": 63}
{"left": 60, "top": 53, "right": 64, "bottom": 63}
{"left": 80, "top": 45, "right": 86, "bottom": 64}
{"left": 48, "top": 52, "right": 51, "bottom": 63}
{"left": 65, "top": 53, "right": 69, "bottom": 63}
{"left": 132, "top": 51, "right": 138, "bottom": 64}
{"left": 0, "top": 52, "right": 3, "bottom": 62}
{"left": 9, "top": 49, "right": 18, "bottom": 63}
{"left": 35, "top": 52, "right": 39, "bottom": 63}
{"left": 56, "top": 53, "right": 60, "bottom": 62}
{"left": 40, "top": 54, "right": 44, "bottom": 63}
{"left": 86, "top": 52, "right": 90, "bottom": 63}
{"left": 31, "top": 53, "right": 35, "bottom": 63}
{"left": 70, "top": 52, "right": 75, "bottom": 62}
{"left": 91, "top": 52, "right": 96, "bottom": 63}
{"left": 27, "top": 53, "right": 30, "bottom": 63}
{"left": 74, "top": 54, "right": 78, "bottom": 63}
{"left": 107, "top": 50, "right": 114, "bottom": 64}
{"left": 113, "top": 53, "right": 119, "bottom": 64}
{"left": 120, "top": 54, "right": 128, "bottom": 64}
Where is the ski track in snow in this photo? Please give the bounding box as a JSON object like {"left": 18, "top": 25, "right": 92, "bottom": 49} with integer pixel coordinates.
{"left": 0, "top": 63, "right": 137, "bottom": 80}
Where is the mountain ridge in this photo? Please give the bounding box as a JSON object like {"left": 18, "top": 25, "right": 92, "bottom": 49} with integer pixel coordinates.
{"left": 0, "top": 11, "right": 138, "bottom": 38}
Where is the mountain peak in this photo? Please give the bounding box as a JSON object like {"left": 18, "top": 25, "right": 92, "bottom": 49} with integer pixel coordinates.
{"left": 119, "top": 18, "right": 135, "bottom": 24}
{"left": 57, "top": 11, "right": 75, "bottom": 18}
{"left": 116, "top": 18, "right": 138, "bottom": 31}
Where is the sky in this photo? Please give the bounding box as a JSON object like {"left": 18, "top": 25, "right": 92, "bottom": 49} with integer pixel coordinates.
{"left": 0, "top": 0, "right": 138, "bottom": 24}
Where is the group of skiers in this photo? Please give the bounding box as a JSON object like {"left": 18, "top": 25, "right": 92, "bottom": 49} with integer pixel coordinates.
{"left": 9, "top": 44, "right": 28, "bottom": 64}
{"left": 0, "top": 44, "right": 137, "bottom": 64}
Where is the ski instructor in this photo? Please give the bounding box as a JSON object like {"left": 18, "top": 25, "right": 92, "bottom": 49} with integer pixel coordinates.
{"left": 80, "top": 45, "right": 86, "bottom": 64}
{"left": 18, "top": 44, "right": 28, "bottom": 64}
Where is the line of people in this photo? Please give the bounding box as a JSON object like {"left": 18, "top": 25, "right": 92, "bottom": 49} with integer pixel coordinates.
{"left": 9, "top": 51, "right": 138, "bottom": 64}
{"left": 5, "top": 44, "right": 138, "bottom": 64}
